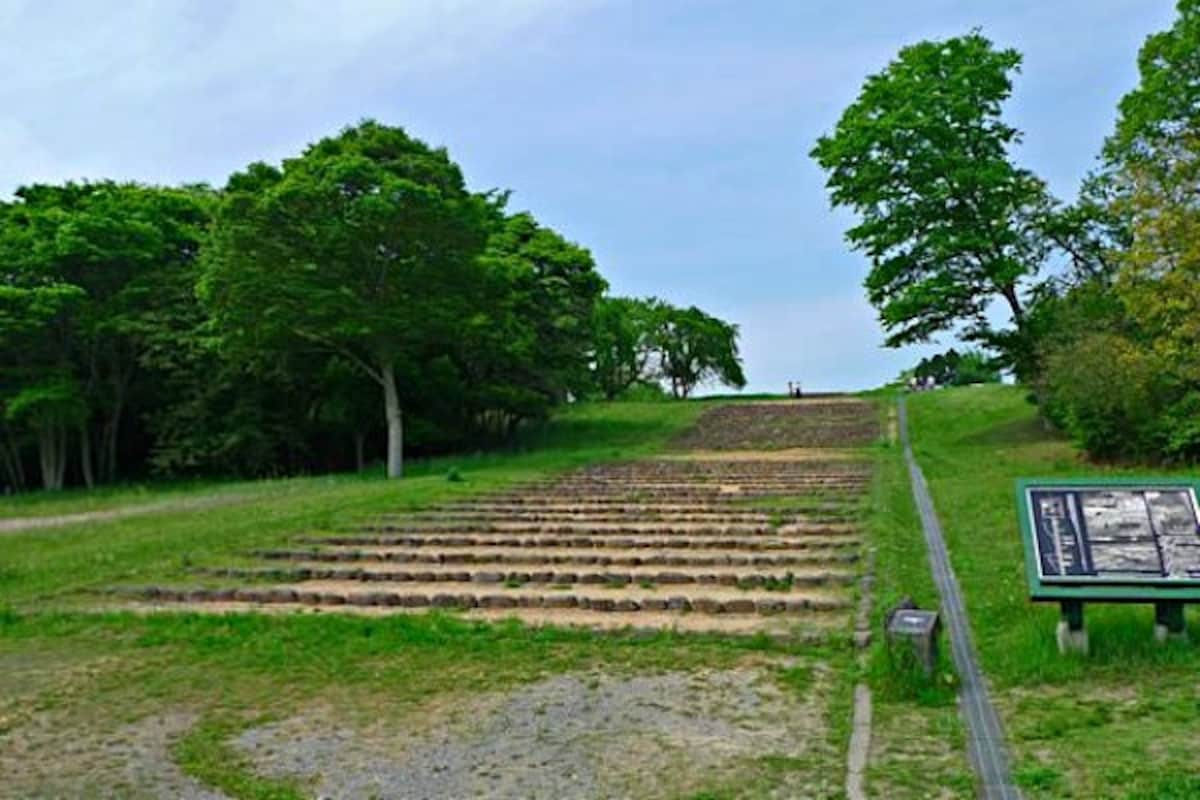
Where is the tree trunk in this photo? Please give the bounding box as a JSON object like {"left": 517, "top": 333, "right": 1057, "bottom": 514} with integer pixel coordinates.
{"left": 37, "top": 424, "right": 66, "bottom": 491}
{"left": 380, "top": 362, "right": 403, "bottom": 479}
{"left": 354, "top": 432, "right": 365, "bottom": 472}
{"left": 1000, "top": 284, "right": 1024, "bottom": 324}
{"left": 0, "top": 433, "right": 24, "bottom": 492}
{"left": 101, "top": 392, "right": 124, "bottom": 483}
{"left": 79, "top": 423, "right": 94, "bottom": 489}
{"left": 55, "top": 424, "right": 67, "bottom": 490}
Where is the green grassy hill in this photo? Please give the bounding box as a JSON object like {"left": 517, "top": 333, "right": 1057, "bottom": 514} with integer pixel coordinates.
{"left": 906, "top": 385, "right": 1200, "bottom": 799}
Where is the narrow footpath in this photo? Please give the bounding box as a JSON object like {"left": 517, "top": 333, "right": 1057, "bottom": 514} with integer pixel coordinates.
{"left": 898, "top": 397, "right": 1021, "bottom": 800}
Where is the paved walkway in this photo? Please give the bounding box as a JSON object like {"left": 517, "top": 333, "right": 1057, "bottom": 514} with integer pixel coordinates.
{"left": 898, "top": 397, "right": 1021, "bottom": 800}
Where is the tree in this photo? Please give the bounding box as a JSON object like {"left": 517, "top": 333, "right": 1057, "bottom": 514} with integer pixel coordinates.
{"left": 199, "top": 121, "right": 494, "bottom": 478}
{"left": 0, "top": 280, "right": 85, "bottom": 490}
{"left": 0, "top": 182, "right": 211, "bottom": 486}
{"left": 811, "top": 32, "right": 1050, "bottom": 367}
{"left": 911, "top": 348, "right": 1000, "bottom": 386}
{"left": 1035, "top": 1, "right": 1200, "bottom": 462}
{"left": 590, "top": 296, "right": 660, "bottom": 399}
{"left": 465, "top": 212, "right": 607, "bottom": 432}
{"left": 1104, "top": 0, "right": 1200, "bottom": 174}
{"left": 651, "top": 305, "right": 746, "bottom": 399}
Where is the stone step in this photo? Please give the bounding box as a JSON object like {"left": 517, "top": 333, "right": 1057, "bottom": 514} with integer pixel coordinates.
{"left": 480, "top": 486, "right": 865, "bottom": 497}
{"left": 205, "top": 562, "right": 856, "bottom": 588}
{"left": 540, "top": 485, "right": 868, "bottom": 494}
{"left": 572, "top": 466, "right": 869, "bottom": 475}
{"left": 352, "top": 520, "right": 855, "bottom": 535}
{"left": 130, "top": 580, "right": 852, "bottom": 615}
{"left": 304, "top": 531, "right": 860, "bottom": 550}
{"left": 446, "top": 499, "right": 859, "bottom": 512}
{"left": 390, "top": 510, "right": 855, "bottom": 523}
{"left": 123, "top": 601, "right": 838, "bottom": 637}
{"left": 549, "top": 479, "right": 868, "bottom": 484}
{"left": 427, "top": 504, "right": 860, "bottom": 517}
{"left": 256, "top": 545, "right": 860, "bottom": 567}
{"left": 436, "top": 499, "right": 859, "bottom": 511}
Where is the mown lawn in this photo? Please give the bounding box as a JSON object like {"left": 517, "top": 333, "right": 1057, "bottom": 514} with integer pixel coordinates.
{"left": 907, "top": 385, "right": 1200, "bottom": 799}
{"left": 0, "top": 398, "right": 860, "bottom": 799}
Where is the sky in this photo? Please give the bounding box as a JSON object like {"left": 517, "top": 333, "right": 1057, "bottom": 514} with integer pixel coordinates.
{"left": 0, "top": 0, "right": 1179, "bottom": 392}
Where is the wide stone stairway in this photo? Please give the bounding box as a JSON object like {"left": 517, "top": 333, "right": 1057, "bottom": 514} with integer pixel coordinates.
{"left": 126, "top": 399, "right": 878, "bottom": 636}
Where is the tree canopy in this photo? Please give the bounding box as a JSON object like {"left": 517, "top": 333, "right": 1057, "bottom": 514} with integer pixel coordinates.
{"left": 199, "top": 121, "right": 496, "bottom": 478}
{"left": 811, "top": 32, "right": 1049, "bottom": 360}
{"left": 0, "top": 120, "right": 746, "bottom": 491}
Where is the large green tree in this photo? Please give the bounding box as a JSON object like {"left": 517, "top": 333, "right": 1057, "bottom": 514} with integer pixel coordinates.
{"left": 590, "top": 296, "right": 660, "bottom": 400}
{"left": 199, "top": 121, "right": 494, "bottom": 478}
{"left": 467, "top": 212, "right": 606, "bottom": 429}
{"left": 0, "top": 182, "right": 210, "bottom": 488}
{"left": 811, "top": 32, "right": 1050, "bottom": 362}
{"left": 651, "top": 304, "right": 746, "bottom": 399}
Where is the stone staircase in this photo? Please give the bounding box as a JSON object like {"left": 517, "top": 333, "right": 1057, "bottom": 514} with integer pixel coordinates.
{"left": 122, "top": 400, "right": 876, "bottom": 636}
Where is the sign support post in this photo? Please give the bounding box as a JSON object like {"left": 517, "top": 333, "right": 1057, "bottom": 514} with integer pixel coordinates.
{"left": 1057, "top": 599, "right": 1087, "bottom": 654}
{"left": 1154, "top": 601, "right": 1186, "bottom": 643}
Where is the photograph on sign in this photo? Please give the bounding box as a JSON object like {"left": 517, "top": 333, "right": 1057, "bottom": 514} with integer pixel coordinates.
{"left": 1028, "top": 487, "right": 1200, "bottom": 584}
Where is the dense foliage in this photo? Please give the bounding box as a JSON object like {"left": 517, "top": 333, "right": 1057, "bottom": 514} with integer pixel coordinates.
{"left": 0, "top": 122, "right": 745, "bottom": 490}
{"left": 1035, "top": 0, "right": 1200, "bottom": 461}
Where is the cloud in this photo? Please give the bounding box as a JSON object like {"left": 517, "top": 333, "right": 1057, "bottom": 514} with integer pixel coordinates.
{"left": 0, "top": 0, "right": 600, "bottom": 195}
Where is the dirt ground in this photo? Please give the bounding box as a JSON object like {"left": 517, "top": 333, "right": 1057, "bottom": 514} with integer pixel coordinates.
{"left": 1, "top": 661, "right": 843, "bottom": 800}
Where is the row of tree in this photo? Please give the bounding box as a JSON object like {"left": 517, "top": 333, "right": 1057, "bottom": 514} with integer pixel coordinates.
{"left": 904, "top": 349, "right": 1001, "bottom": 388}
{"left": 813, "top": 0, "right": 1200, "bottom": 462}
{"left": 1, "top": 122, "right": 746, "bottom": 491}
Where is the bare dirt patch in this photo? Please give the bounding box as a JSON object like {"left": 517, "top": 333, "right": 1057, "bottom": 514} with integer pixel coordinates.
{"left": 1, "top": 710, "right": 228, "bottom": 800}
{"left": 234, "top": 664, "right": 837, "bottom": 799}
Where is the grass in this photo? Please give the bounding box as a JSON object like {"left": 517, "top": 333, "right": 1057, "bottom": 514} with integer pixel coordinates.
{"left": 0, "top": 401, "right": 705, "bottom": 610}
{"left": 907, "top": 384, "right": 1200, "bottom": 799}
{"left": 859, "top": 398, "right": 974, "bottom": 798}
{"left": 0, "top": 397, "right": 862, "bottom": 798}
{"left": 1, "top": 400, "right": 705, "bottom": 523}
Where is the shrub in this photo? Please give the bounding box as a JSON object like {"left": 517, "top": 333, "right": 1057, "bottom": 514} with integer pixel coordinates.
{"left": 1040, "top": 332, "right": 1168, "bottom": 460}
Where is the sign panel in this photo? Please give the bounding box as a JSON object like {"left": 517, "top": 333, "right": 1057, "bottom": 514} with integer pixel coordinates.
{"left": 1017, "top": 479, "right": 1200, "bottom": 601}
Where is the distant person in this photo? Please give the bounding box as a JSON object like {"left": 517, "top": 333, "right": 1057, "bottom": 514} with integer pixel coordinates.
{"left": 787, "top": 381, "right": 793, "bottom": 397}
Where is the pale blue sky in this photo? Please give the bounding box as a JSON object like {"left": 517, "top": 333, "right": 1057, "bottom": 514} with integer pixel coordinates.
{"left": 0, "top": 0, "right": 1177, "bottom": 391}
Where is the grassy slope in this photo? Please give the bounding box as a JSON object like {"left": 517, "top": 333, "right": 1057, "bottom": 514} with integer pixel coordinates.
{"left": 908, "top": 385, "right": 1200, "bottom": 799}
{"left": 0, "top": 402, "right": 707, "bottom": 608}
{"left": 0, "top": 401, "right": 716, "bottom": 522}
{"left": 0, "top": 399, "right": 855, "bottom": 800}
{"left": 861, "top": 401, "right": 974, "bottom": 799}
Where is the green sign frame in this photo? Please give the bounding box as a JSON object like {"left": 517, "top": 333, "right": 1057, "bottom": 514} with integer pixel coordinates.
{"left": 1016, "top": 477, "right": 1200, "bottom": 602}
